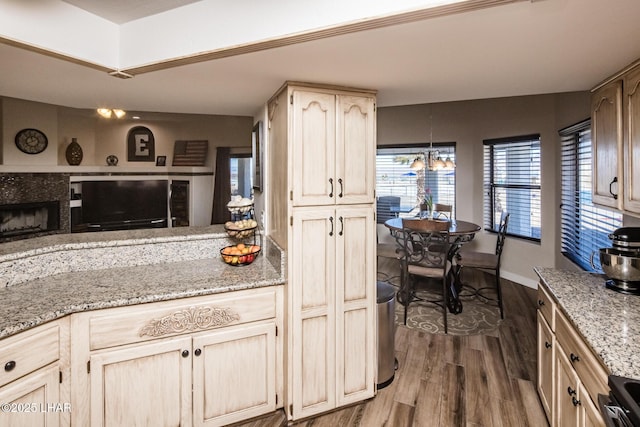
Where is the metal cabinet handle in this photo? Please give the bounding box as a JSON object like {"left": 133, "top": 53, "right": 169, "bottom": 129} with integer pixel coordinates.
{"left": 570, "top": 353, "right": 580, "bottom": 363}
{"left": 329, "top": 178, "right": 334, "bottom": 198}
{"left": 537, "top": 300, "right": 544, "bottom": 306}
{"left": 181, "top": 350, "right": 189, "bottom": 358}
{"left": 4, "top": 361, "right": 16, "bottom": 372}
{"left": 338, "top": 178, "right": 343, "bottom": 198}
{"left": 194, "top": 348, "right": 202, "bottom": 357}
{"left": 572, "top": 396, "right": 581, "bottom": 407}
{"left": 329, "top": 216, "right": 334, "bottom": 237}
{"left": 545, "top": 341, "right": 551, "bottom": 349}
{"left": 339, "top": 216, "right": 344, "bottom": 236}
{"left": 609, "top": 177, "right": 618, "bottom": 200}
{"left": 567, "top": 386, "right": 576, "bottom": 396}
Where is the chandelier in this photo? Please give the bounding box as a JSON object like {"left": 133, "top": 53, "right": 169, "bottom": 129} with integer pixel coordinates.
{"left": 409, "top": 112, "right": 455, "bottom": 171}
{"left": 97, "top": 108, "right": 126, "bottom": 119}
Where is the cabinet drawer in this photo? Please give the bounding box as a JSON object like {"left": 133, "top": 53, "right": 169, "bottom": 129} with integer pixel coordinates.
{"left": 555, "top": 309, "right": 609, "bottom": 402}
{"left": 87, "top": 288, "right": 278, "bottom": 350}
{"left": 0, "top": 322, "right": 61, "bottom": 387}
{"left": 536, "top": 283, "right": 554, "bottom": 330}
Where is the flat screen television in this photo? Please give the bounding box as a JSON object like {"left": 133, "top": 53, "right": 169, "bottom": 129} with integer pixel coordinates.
{"left": 79, "top": 180, "right": 168, "bottom": 231}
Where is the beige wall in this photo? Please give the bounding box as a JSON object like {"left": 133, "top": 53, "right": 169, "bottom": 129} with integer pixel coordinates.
{"left": 378, "top": 91, "right": 590, "bottom": 286}
{"left": 1, "top": 97, "right": 253, "bottom": 168}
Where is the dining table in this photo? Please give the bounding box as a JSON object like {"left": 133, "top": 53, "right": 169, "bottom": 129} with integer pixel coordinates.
{"left": 383, "top": 217, "right": 482, "bottom": 314}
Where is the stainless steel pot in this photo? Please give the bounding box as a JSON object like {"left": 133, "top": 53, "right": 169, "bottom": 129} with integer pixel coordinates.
{"left": 593, "top": 247, "right": 640, "bottom": 283}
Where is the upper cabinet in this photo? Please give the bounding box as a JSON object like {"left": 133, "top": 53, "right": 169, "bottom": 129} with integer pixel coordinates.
{"left": 291, "top": 89, "right": 376, "bottom": 207}
{"left": 591, "top": 58, "right": 640, "bottom": 215}
{"left": 591, "top": 80, "right": 623, "bottom": 209}
{"left": 624, "top": 66, "right": 640, "bottom": 212}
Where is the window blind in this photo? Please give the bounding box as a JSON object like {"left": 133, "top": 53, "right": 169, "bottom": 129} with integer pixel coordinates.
{"left": 483, "top": 135, "right": 541, "bottom": 241}
{"left": 559, "top": 120, "right": 622, "bottom": 271}
{"left": 376, "top": 144, "right": 456, "bottom": 218}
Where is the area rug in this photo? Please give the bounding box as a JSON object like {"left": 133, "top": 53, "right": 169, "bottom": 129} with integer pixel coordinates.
{"left": 378, "top": 260, "right": 503, "bottom": 335}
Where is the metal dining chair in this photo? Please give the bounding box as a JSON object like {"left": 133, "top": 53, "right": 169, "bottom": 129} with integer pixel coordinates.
{"left": 399, "top": 218, "right": 452, "bottom": 333}
{"left": 433, "top": 203, "right": 452, "bottom": 220}
{"left": 455, "top": 212, "right": 510, "bottom": 318}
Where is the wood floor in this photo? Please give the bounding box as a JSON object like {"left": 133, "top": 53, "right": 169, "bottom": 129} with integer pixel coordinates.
{"left": 234, "top": 269, "right": 548, "bottom": 427}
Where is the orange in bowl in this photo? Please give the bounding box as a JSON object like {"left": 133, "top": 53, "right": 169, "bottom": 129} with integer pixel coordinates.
{"left": 220, "top": 244, "right": 261, "bottom": 266}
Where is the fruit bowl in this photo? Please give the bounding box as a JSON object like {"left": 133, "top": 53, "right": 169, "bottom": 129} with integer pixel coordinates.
{"left": 224, "top": 219, "right": 258, "bottom": 238}
{"left": 227, "top": 197, "right": 254, "bottom": 214}
{"left": 220, "top": 244, "right": 261, "bottom": 266}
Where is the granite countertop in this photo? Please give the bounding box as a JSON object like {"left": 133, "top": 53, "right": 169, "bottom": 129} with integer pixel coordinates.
{"left": 535, "top": 266, "right": 640, "bottom": 379}
{"left": 0, "top": 226, "right": 286, "bottom": 339}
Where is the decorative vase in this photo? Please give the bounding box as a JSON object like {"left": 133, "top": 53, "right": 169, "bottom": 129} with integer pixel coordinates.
{"left": 65, "top": 138, "right": 83, "bottom": 165}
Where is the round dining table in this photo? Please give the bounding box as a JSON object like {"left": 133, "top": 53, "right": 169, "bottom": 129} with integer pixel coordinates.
{"left": 383, "top": 218, "right": 482, "bottom": 314}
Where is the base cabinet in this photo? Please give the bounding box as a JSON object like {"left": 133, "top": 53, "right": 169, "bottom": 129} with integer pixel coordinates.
{"left": 0, "top": 364, "right": 61, "bottom": 427}
{"left": 536, "top": 283, "right": 606, "bottom": 427}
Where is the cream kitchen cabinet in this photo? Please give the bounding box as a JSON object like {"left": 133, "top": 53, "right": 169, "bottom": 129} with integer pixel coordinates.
{"left": 71, "top": 287, "right": 282, "bottom": 427}
{"left": 536, "top": 282, "right": 607, "bottom": 427}
{"left": 267, "top": 82, "right": 377, "bottom": 422}
{"left": 0, "top": 319, "right": 70, "bottom": 427}
{"left": 289, "top": 205, "right": 376, "bottom": 419}
{"left": 591, "top": 79, "right": 623, "bottom": 209}
{"left": 623, "top": 65, "right": 640, "bottom": 212}
{"left": 290, "top": 88, "right": 376, "bottom": 207}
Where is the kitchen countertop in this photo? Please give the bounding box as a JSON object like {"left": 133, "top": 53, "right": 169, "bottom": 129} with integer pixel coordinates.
{"left": 535, "top": 267, "right": 640, "bottom": 379}
{"left": 0, "top": 226, "right": 285, "bottom": 339}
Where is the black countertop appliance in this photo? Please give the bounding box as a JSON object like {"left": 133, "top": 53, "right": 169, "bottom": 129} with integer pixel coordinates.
{"left": 598, "top": 227, "right": 640, "bottom": 295}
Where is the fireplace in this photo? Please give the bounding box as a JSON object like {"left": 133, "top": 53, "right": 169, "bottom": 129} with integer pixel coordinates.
{"left": 0, "top": 173, "right": 70, "bottom": 242}
{"left": 0, "top": 201, "right": 60, "bottom": 238}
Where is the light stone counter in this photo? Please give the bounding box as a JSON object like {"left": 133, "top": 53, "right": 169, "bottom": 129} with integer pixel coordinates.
{"left": 535, "top": 267, "right": 640, "bottom": 379}
{"left": 0, "top": 226, "right": 285, "bottom": 339}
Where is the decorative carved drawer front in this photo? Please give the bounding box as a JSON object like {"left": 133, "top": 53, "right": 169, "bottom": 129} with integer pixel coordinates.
{"left": 0, "top": 322, "right": 61, "bottom": 388}
{"left": 87, "top": 288, "right": 277, "bottom": 350}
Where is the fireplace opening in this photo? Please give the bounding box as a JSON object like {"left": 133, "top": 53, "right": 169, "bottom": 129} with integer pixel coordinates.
{"left": 0, "top": 201, "right": 60, "bottom": 238}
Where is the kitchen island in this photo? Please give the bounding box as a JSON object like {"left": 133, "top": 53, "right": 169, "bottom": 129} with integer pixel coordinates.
{"left": 0, "top": 226, "right": 286, "bottom": 427}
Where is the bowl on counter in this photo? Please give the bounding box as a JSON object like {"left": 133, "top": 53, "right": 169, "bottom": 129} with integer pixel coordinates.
{"left": 220, "top": 244, "right": 261, "bottom": 266}
{"left": 598, "top": 247, "right": 640, "bottom": 283}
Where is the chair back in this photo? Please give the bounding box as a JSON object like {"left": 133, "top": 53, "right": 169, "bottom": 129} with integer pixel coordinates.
{"left": 376, "top": 196, "right": 401, "bottom": 224}
{"left": 495, "top": 212, "right": 510, "bottom": 257}
{"left": 401, "top": 219, "right": 451, "bottom": 269}
{"left": 433, "top": 203, "right": 453, "bottom": 219}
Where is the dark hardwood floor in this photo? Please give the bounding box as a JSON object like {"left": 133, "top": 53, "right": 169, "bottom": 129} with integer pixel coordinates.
{"left": 234, "top": 266, "right": 548, "bottom": 427}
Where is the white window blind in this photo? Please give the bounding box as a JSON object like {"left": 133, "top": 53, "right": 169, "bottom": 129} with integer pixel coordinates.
{"left": 483, "top": 135, "right": 541, "bottom": 241}
{"left": 559, "top": 120, "right": 622, "bottom": 271}
{"left": 376, "top": 145, "right": 456, "bottom": 222}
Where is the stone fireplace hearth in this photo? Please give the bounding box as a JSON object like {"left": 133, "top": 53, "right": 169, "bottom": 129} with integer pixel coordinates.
{"left": 0, "top": 174, "right": 70, "bottom": 242}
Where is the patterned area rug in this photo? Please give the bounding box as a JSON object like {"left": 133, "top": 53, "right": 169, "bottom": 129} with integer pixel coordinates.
{"left": 378, "top": 259, "right": 503, "bottom": 335}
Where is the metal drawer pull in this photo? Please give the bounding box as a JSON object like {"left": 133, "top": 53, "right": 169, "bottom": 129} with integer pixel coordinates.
{"left": 567, "top": 386, "right": 576, "bottom": 396}
{"left": 609, "top": 177, "right": 618, "bottom": 200}
{"left": 4, "top": 361, "right": 16, "bottom": 372}
{"left": 572, "top": 396, "right": 581, "bottom": 407}
{"left": 570, "top": 353, "right": 580, "bottom": 363}
{"left": 537, "top": 300, "right": 545, "bottom": 306}
{"left": 338, "top": 178, "right": 343, "bottom": 198}
{"left": 329, "top": 178, "right": 334, "bottom": 198}
{"left": 181, "top": 350, "right": 189, "bottom": 358}
{"left": 329, "top": 216, "right": 334, "bottom": 237}
{"left": 194, "top": 348, "right": 202, "bottom": 357}
{"left": 545, "top": 341, "right": 551, "bottom": 349}
{"left": 339, "top": 216, "right": 344, "bottom": 236}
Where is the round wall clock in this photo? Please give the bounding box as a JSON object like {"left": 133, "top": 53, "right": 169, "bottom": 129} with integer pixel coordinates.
{"left": 15, "top": 128, "right": 48, "bottom": 154}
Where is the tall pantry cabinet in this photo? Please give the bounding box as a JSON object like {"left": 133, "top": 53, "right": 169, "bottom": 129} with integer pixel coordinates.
{"left": 266, "top": 82, "right": 377, "bottom": 421}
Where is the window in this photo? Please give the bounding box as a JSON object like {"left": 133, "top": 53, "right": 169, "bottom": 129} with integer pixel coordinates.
{"left": 230, "top": 154, "right": 252, "bottom": 198}
{"left": 376, "top": 144, "right": 456, "bottom": 222}
{"left": 560, "top": 120, "right": 622, "bottom": 271}
{"left": 483, "top": 135, "right": 541, "bottom": 241}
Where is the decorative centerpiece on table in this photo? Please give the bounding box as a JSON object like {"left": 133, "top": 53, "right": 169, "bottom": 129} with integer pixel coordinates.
{"left": 421, "top": 188, "right": 434, "bottom": 219}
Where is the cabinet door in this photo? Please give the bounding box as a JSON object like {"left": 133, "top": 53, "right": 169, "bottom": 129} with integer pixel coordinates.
{"left": 192, "top": 322, "right": 276, "bottom": 427}
{"left": 292, "top": 90, "right": 336, "bottom": 207}
{"left": 90, "top": 337, "right": 192, "bottom": 427}
{"left": 336, "top": 95, "right": 376, "bottom": 205}
{"left": 0, "top": 364, "right": 60, "bottom": 427}
{"left": 289, "top": 207, "right": 336, "bottom": 419}
{"left": 591, "top": 80, "right": 623, "bottom": 208}
{"left": 555, "top": 346, "right": 580, "bottom": 427}
{"left": 335, "top": 206, "right": 376, "bottom": 406}
{"left": 537, "top": 312, "right": 554, "bottom": 421}
{"left": 582, "top": 390, "right": 605, "bottom": 427}
{"left": 624, "top": 66, "right": 640, "bottom": 212}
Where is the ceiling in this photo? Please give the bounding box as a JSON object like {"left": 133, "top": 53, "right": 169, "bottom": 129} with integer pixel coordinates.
{"left": 2, "top": 0, "right": 640, "bottom": 117}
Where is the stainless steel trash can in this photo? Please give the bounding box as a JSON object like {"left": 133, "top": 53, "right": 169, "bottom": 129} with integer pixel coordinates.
{"left": 377, "top": 281, "right": 396, "bottom": 389}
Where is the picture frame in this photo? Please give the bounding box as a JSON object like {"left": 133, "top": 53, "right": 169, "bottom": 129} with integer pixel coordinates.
{"left": 252, "top": 121, "right": 263, "bottom": 191}
{"left": 156, "top": 155, "right": 167, "bottom": 166}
